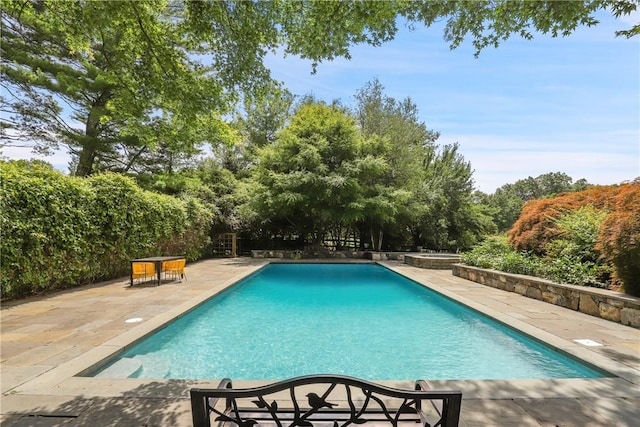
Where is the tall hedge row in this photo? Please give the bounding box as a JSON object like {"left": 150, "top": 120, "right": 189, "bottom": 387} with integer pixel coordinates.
{"left": 0, "top": 161, "right": 213, "bottom": 300}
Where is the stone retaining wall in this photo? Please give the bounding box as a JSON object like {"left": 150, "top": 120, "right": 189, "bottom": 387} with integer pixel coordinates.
{"left": 250, "top": 250, "right": 405, "bottom": 261}
{"left": 404, "top": 254, "right": 461, "bottom": 270}
{"left": 452, "top": 264, "right": 640, "bottom": 328}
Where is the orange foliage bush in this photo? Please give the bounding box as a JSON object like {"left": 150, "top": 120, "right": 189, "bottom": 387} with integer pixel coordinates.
{"left": 508, "top": 180, "right": 640, "bottom": 296}
{"left": 508, "top": 184, "right": 621, "bottom": 254}
{"left": 595, "top": 180, "right": 640, "bottom": 295}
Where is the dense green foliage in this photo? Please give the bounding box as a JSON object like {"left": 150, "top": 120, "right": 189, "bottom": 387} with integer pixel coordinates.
{"left": 461, "top": 233, "right": 609, "bottom": 289}
{"left": 0, "top": 160, "right": 212, "bottom": 299}
{"left": 1, "top": 0, "right": 228, "bottom": 176}
{"left": 477, "top": 172, "right": 591, "bottom": 232}
{"left": 247, "top": 103, "right": 369, "bottom": 247}
{"left": 238, "top": 87, "right": 491, "bottom": 252}
{"left": 3, "top": 1, "right": 637, "bottom": 176}
{"left": 461, "top": 235, "right": 540, "bottom": 276}
{"left": 464, "top": 182, "right": 640, "bottom": 295}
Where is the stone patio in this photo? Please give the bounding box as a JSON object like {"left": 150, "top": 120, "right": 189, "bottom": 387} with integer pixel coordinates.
{"left": 1, "top": 258, "right": 638, "bottom": 426}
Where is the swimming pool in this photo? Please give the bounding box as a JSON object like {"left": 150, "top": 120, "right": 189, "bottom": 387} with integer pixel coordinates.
{"left": 91, "top": 263, "right": 607, "bottom": 380}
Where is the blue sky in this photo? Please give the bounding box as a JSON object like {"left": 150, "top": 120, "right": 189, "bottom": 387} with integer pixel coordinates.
{"left": 3, "top": 9, "right": 638, "bottom": 194}
{"left": 264, "top": 10, "right": 639, "bottom": 193}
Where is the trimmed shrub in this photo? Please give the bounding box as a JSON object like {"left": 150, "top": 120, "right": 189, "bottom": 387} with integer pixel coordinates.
{"left": 0, "top": 161, "right": 214, "bottom": 300}
{"left": 1, "top": 161, "right": 98, "bottom": 295}
{"left": 596, "top": 180, "right": 640, "bottom": 296}
{"left": 508, "top": 185, "right": 620, "bottom": 254}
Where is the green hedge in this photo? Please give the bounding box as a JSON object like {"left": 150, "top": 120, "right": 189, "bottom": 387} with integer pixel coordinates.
{"left": 0, "top": 160, "right": 213, "bottom": 299}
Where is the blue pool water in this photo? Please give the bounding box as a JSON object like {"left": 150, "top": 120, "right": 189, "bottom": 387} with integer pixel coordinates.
{"left": 91, "top": 263, "right": 607, "bottom": 380}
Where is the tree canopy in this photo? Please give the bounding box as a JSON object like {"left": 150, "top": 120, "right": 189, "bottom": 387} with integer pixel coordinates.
{"left": 480, "top": 172, "right": 591, "bottom": 232}
{"left": 247, "top": 102, "right": 369, "bottom": 247}
{"left": 240, "top": 80, "right": 492, "bottom": 252}
{"left": 2, "top": 0, "right": 638, "bottom": 176}
{"left": 1, "top": 0, "right": 230, "bottom": 175}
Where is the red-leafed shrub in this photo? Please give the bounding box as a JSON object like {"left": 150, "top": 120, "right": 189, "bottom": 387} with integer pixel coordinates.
{"left": 507, "top": 180, "right": 640, "bottom": 296}
{"left": 508, "top": 185, "right": 621, "bottom": 254}
{"left": 595, "top": 181, "right": 640, "bottom": 296}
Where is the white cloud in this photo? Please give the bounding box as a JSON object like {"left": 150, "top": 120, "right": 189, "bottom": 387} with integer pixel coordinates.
{"left": 445, "top": 133, "right": 640, "bottom": 193}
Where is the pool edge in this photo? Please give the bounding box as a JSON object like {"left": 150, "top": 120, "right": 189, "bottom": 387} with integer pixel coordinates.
{"left": 10, "top": 259, "right": 639, "bottom": 402}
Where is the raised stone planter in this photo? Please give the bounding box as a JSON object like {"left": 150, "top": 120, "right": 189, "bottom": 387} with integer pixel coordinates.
{"left": 405, "top": 253, "right": 461, "bottom": 270}
{"left": 452, "top": 264, "right": 640, "bottom": 328}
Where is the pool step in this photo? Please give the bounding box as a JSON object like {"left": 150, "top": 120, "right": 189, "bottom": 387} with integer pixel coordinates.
{"left": 132, "top": 354, "right": 170, "bottom": 378}
{"left": 94, "top": 358, "right": 142, "bottom": 378}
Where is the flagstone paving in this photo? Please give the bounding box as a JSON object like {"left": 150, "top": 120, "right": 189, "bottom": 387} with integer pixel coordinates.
{"left": 1, "top": 258, "right": 638, "bottom": 426}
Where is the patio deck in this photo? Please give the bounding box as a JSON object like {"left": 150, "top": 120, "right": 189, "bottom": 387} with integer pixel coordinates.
{"left": 1, "top": 258, "right": 638, "bottom": 426}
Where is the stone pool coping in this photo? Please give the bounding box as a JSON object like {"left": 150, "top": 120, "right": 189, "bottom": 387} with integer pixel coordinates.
{"left": 2, "top": 258, "right": 639, "bottom": 426}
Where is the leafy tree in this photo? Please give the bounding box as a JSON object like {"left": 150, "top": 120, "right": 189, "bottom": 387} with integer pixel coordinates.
{"left": 401, "top": 1, "right": 639, "bottom": 55}
{"left": 353, "top": 78, "right": 439, "bottom": 184}
{"left": 185, "top": 1, "right": 639, "bottom": 64}
{"left": 246, "top": 102, "right": 369, "bottom": 247}
{"left": 233, "top": 82, "right": 295, "bottom": 171}
{"left": 484, "top": 172, "right": 591, "bottom": 231}
{"left": 352, "top": 79, "right": 492, "bottom": 251}
{"left": 4, "top": 1, "right": 637, "bottom": 176}
{"left": 479, "top": 187, "right": 525, "bottom": 232}
{"left": 1, "top": 0, "right": 226, "bottom": 176}
{"left": 355, "top": 135, "right": 412, "bottom": 251}
{"left": 353, "top": 79, "right": 438, "bottom": 249}
{"left": 236, "top": 83, "right": 295, "bottom": 150}
{"left": 191, "top": 157, "right": 248, "bottom": 235}
{"left": 409, "top": 143, "right": 493, "bottom": 251}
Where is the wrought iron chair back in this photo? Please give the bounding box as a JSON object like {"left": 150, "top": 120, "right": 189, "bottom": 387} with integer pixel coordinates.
{"left": 190, "top": 374, "right": 461, "bottom": 427}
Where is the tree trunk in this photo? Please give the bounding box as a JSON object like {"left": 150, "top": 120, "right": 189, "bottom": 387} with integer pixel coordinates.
{"left": 75, "top": 145, "right": 97, "bottom": 177}
{"left": 369, "top": 226, "right": 383, "bottom": 251}
{"left": 370, "top": 226, "right": 375, "bottom": 250}
{"left": 75, "top": 94, "right": 109, "bottom": 177}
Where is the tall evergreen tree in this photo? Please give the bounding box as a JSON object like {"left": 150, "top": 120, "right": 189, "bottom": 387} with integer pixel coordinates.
{"left": 1, "top": 0, "right": 227, "bottom": 176}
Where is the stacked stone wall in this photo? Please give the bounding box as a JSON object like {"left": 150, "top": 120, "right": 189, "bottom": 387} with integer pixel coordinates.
{"left": 452, "top": 264, "right": 640, "bottom": 328}
{"left": 404, "top": 254, "right": 461, "bottom": 270}
{"left": 250, "top": 250, "right": 405, "bottom": 261}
